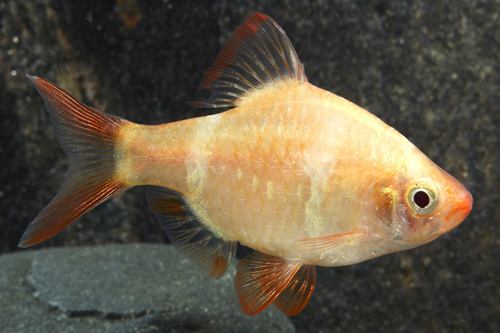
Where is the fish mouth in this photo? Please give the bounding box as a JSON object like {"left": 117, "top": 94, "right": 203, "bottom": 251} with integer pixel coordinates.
{"left": 456, "top": 201, "right": 473, "bottom": 215}
{"left": 455, "top": 188, "right": 473, "bottom": 216}
{"left": 443, "top": 192, "right": 473, "bottom": 232}
{"left": 451, "top": 201, "right": 473, "bottom": 225}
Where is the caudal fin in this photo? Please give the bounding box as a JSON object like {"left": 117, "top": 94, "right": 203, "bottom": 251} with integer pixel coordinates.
{"left": 19, "top": 75, "right": 130, "bottom": 247}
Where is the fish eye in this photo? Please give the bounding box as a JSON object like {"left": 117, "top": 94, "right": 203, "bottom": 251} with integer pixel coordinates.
{"left": 406, "top": 183, "right": 438, "bottom": 215}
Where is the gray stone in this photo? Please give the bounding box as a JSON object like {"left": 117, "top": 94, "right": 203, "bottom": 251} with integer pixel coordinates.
{"left": 0, "top": 244, "right": 295, "bottom": 333}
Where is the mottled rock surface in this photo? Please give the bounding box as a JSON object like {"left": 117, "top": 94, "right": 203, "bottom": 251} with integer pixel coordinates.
{"left": 1, "top": 1, "right": 499, "bottom": 332}
{"left": 0, "top": 244, "right": 294, "bottom": 333}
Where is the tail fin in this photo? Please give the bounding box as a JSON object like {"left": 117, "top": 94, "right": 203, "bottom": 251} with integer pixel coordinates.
{"left": 19, "top": 75, "right": 130, "bottom": 247}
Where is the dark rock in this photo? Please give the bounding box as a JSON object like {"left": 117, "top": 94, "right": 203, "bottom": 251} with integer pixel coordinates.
{"left": 0, "top": 244, "right": 295, "bottom": 333}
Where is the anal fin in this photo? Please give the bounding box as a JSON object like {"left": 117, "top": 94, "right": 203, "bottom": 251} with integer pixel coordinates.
{"left": 274, "top": 265, "right": 316, "bottom": 316}
{"left": 146, "top": 186, "right": 236, "bottom": 279}
{"left": 235, "top": 251, "right": 316, "bottom": 316}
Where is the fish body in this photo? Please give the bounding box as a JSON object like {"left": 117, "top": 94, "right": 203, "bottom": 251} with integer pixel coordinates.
{"left": 21, "top": 13, "right": 472, "bottom": 316}
{"left": 119, "top": 80, "right": 456, "bottom": 266}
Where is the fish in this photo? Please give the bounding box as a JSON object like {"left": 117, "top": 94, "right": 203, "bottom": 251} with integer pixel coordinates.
{"left": 20, "top": 13, "right": 473, "bottom": 316}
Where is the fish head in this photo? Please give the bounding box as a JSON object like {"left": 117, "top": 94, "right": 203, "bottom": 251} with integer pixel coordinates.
{"left": 369, "top": 152, "right": 473, "bottom": 251}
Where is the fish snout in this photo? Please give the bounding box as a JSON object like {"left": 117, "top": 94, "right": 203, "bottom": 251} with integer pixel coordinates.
{"left": 444, "top": 187, "right": 473, "bottom": 232}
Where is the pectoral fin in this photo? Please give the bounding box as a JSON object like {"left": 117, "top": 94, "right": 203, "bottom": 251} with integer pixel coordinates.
{"left": 296, "top": 230, "right": 367, "bottom": 253}
{"left": 235, "top": 251, "right": 315, "bottom": 316}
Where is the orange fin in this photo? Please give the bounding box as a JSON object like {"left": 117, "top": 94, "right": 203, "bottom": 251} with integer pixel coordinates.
{"left": 191, "top": 13, "right": 306, "bottom": 109}
{"left": 274, "top": 265, "right": 316, "bottom": 316}
{"left": 19, "top": 76, "right": 130, "bottom": 247}
{"left": 296, "top": 230, "right": 367, "bottom": 253}
{"left": 235, "top": 251, "right": 301, "bottom": 316}
{"left": 146, "top": 186, "right": 236, "bottom": 279}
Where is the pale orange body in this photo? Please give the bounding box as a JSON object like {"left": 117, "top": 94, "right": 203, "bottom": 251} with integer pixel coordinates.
{"left": 119, "top": 80, "right": 446, "bottom": 266}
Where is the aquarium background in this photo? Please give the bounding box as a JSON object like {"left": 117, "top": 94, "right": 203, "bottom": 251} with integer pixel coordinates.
{"left": 0, "top": 1, "right": 499, "bottom": 332}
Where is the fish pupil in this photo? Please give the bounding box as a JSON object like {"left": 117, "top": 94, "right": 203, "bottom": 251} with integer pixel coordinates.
{"left": 413, "top": 190, "right": 430, "bottom": 208}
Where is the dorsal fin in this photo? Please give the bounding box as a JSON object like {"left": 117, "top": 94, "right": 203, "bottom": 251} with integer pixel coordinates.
{"left": 191, "top": 13, "right": 306, "bottom": 109}
{"left": 146, "top": 186, "right": 237, "bottom": 279}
